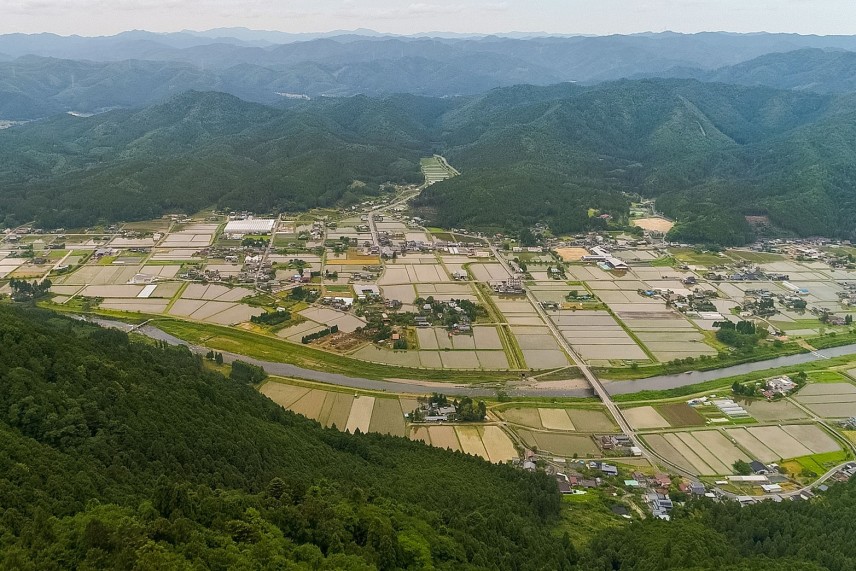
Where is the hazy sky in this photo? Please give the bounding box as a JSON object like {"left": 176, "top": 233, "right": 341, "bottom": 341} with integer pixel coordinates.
{"left": 2, "top": 0, "right": 854, "bottom": 36}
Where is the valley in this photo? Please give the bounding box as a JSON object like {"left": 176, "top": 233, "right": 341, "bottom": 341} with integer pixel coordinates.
{"left": 3, "top": 22, "right": 856, "bottom": 571}
{"left": 6, "top": 155, "right": 856, "bottom": 507}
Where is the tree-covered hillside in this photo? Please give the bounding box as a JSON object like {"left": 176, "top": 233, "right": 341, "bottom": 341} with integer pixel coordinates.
{"left": 0, "top": 91, "right": 436, "bottom": 228}
{"left": 416, "top": 79, "right": 856, "bottom": 243}
{"left": 650, "top": 49, "right": 856, "bottom": 94}
{"left": 579, "top": 481, "right": 856, "bottom": 571}
{"left": 2, "top": 80, "right": 856, "bottom": 242}
{"left": 3, "top": 305, "right": 856, "bottom": 569}
{"left": 0, "top": 305, "right": 573, "bottom": 569}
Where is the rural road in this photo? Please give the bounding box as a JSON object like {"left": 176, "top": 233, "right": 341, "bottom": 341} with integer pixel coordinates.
{"left": 487, "top": 241, "right": 661, "bottom": 470}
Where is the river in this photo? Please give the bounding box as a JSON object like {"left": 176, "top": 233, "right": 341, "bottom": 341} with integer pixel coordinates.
{"left": 603, "top": 344, "right": 856, "bottom": 395}
{"left": 84, "top": 317, "right": 578, "bottom": 397}
{"left": 82, "top": 317, "right": 856, "bottom": 398}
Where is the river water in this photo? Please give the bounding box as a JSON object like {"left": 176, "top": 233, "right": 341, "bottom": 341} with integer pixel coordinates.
{"left": 82, "top": 317, "right": 856, "bottom": 398}
{"left": 84, "top": 317, "right": 562, "bottom": 397}
{"left": 603, "top": 344, "right": 856, "bottom": 395}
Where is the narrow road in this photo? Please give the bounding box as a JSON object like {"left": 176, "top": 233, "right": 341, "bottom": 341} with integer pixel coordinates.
{"left": 367, "top": 185, "right": 425, "bottom": 248}
{"left": 487, "top": 242, "right": 674, "bottom": 473}
{"left": 255, "top": 214, "right": 280, "bottom": 290}
{"left": 40, "top": 249, "right": 73, "bottom": 284}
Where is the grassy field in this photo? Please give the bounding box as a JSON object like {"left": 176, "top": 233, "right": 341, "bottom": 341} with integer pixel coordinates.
{"left": 532, "top": 367, "right": 583, "bottom": 381}
{"left": 155, "top": 318, "right": 517, "bottom": 382}
{"left": 656, "top": 403, "right": 706, "bottom": 427}
{"left": 726, "top": 250, "right": 786, "bottom": 263}
{"left": 670, "top": 248, "right": 728, "bottom": 266}
{"left": 783, "top": 450, "right": 851, "bottom": 479}
{"left": 597, "top": 341, "right": 810, "bottom": 380}
{"left": 808, "top": 371, "right": 850, "bottom": 383}
{"left": 649, "top": 256, "right": 676, "bottom": 267}
{"left": 556, "top": 490, "right": 629, "bottom": 548}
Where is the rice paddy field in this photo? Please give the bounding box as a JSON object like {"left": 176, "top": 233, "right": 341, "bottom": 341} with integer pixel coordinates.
{"left": 622, "top": 406, "right": 671, "bottom": 430}
{"left": 642, "top": 424, "right": 844, "bottom": 475}
{"left": 421, "top": 156, "right": 457, "bottom": 183}
{"left": 497, "top": 406, "right": 617, "bottom": 433}
{"left": 793, "top": 382, "right": 856, "bottom": 418}
{"left": 737, "top": 399, "right": 809, "bottom": 422}
{"left": 515, "top": 429, "right": 601, "bottom": 457}
{"left": 351, "top": 344, "right": 510, "bottom": 370}
{"left": 405, "top": 425, "right": 518, "bottom": 463}
{"left": 260, "top": 379, "right": 519, "bottom": 462}
{"left": 260, "top": 380, "right": 408, "bottom": 437}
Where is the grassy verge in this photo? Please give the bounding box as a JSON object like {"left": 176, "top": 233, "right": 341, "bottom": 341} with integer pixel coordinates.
{"left": 612, "top": 354, "right": 856, "bottom": 402}
{"left": 260, "top": 375, "right": 402, "bottom": 400}
{"left": 491, "top": 400, "right": 607, "bottom": 411}
{"left": 809, "top": 331, "right": 856, "bottom": 349}
{"left": 533, "top": 367, "right": 583, "bottom": 381}
{"left": 475, "top": 283, "right": 526, "bottom": 369}
{"left": 154, "top": 318, "right": 519, "bottom": 383}
{"left": 597, "top": 343, "right": 808, "bottom": 380}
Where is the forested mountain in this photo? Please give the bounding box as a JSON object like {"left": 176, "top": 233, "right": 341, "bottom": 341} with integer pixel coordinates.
{"left": 2, "top": 79, "right": 856, "bottom": 242}
{"left": 3, "top": 31, "right": 856, "bottom": 118}
{"left": 0, "top": 305, "right": 573, "bottom": 569}
{"left": 0, "top": 91, "right": 436, "bottom": 227}
{"left": 0, "top": 53, "right": 562, "bottom": 119}
{"left": 415, "top": 80, "right": 856, "bottom": 243}
{"left": 650, "top": 49, "right": 856, "bottom": 94}
{"left": 3, "top": 303, "right": 856, "bottom": 569}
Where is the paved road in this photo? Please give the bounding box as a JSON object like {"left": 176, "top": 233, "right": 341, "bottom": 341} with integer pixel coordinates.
{"left": 717, "top": 461, "right": 853, "bottom": 501}
{"left": 367, "top": 186, "right": 423, "bottom": 248}
{"left": 255, "top": 214, "right": 280, "bottom": 290}
{"left": 486, "top": 243, "right": 664, "bottom": 470}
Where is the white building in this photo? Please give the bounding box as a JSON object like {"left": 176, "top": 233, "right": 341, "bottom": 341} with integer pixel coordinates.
{"left": 223, "top": 219, "right": 276, "bottom": 236}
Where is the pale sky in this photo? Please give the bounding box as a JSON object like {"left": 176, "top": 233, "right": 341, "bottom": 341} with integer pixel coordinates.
{"left": 1, "top": 0, "right": 854, "bottom": 36}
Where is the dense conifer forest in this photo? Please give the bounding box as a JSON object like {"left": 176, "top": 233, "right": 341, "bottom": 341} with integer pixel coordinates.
{"left": 2, "top": 304, "right": 856, "bottom": 569}
{"left": 0, "top": 306, "right": 572, "bottom": 570}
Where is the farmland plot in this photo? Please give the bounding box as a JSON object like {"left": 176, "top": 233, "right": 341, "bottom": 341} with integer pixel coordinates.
{"left": 345, "top": 396, "right": 376, "bottom": 433}
{"left": 746, "top": 426, "right": 813, "bottom": 459}
{"left": 260, "top": 383, "right": 310, "bottom": 408}
{"left": 623, "top": 406, "right": 671, "bottom": 430}
{"left": 456, "top": 426, "right": 489, "bottom": 458}
{"left": 500, "top": 407, "right": 543, "bottom": 429}
{"left": 428, "top": 426, "right": 461, "bottom": 451}
{"left": 567, "top": 409, "right": 617, "bottom": 432}
{"left": 725, "top": 428, "right": 780, "bottom": 463}
{"left": 539, "top": 408, "right": 575, "bottom": 431}
{"left": 369, "top": 398, "right": 406, "bottom": 437}
{"left": 481, "top": 426, "right": 518, "bottom": 463}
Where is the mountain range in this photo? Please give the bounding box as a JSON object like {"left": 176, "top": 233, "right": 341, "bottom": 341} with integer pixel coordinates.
{"left": 3, "top": 31, "right": 856, "bottom": 118}
{"left": 2, "top": 79, "right": 855, "bottom": 244}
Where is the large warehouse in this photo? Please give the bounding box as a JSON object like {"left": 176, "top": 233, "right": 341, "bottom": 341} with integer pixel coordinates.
{"left": 223, "top": 219, "right": 276, "bottom": 236}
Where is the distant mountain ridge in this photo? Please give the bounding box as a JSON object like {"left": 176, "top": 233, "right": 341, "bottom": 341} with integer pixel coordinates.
{"left": 4, "top": 31, "right": 856, "bottom": 120}
{"left": 0, "top": 30, "right": 855, "bottom": 96}
{"left": 646, "top": 49, "right": 856, "bottom": 93}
